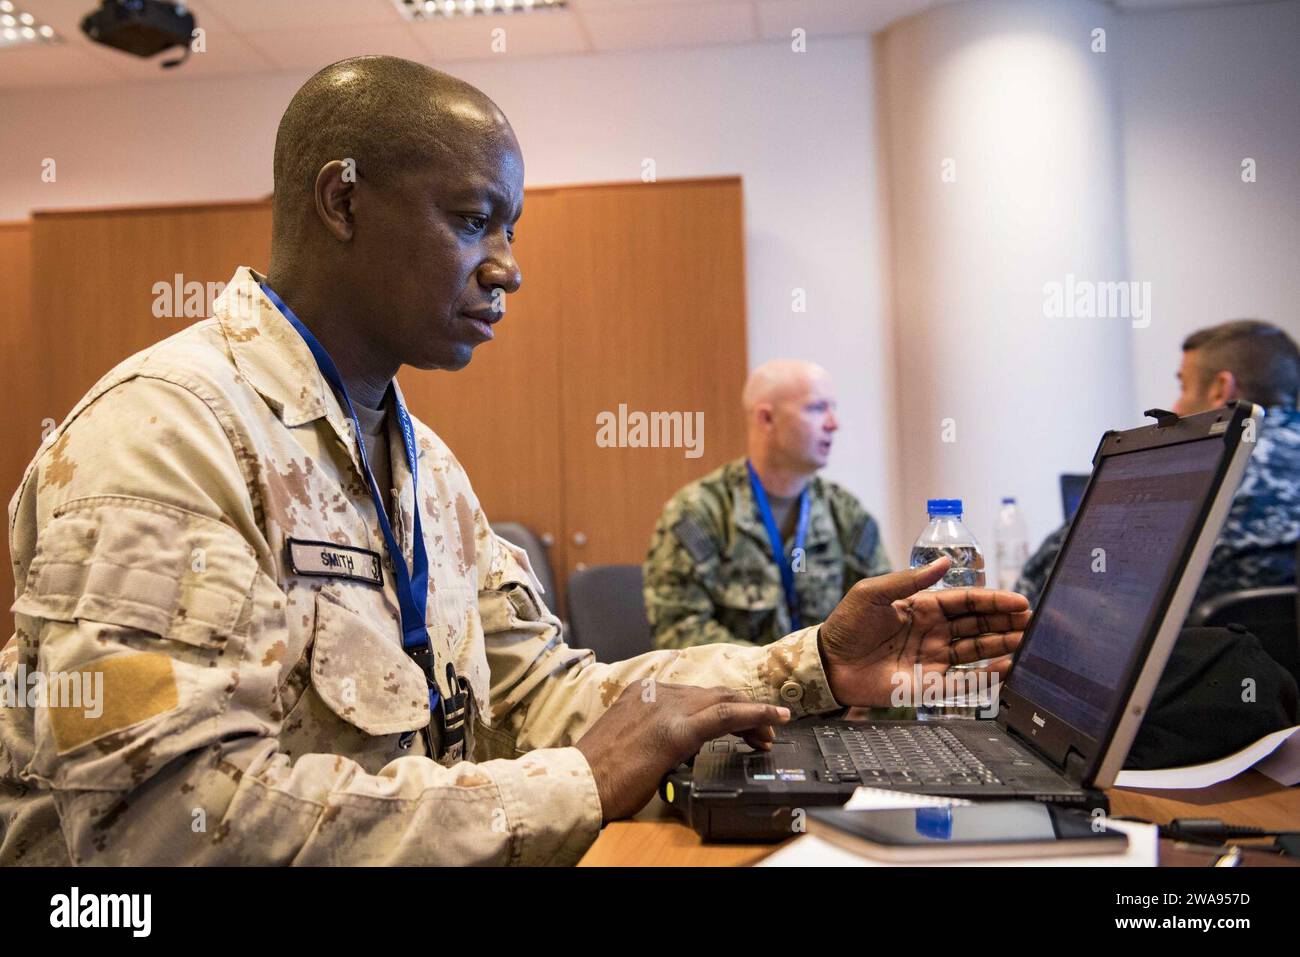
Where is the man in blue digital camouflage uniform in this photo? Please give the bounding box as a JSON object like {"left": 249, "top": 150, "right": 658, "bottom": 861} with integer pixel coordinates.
{"left": 1017, "top": 320, "right": 1300, "bottom": 608}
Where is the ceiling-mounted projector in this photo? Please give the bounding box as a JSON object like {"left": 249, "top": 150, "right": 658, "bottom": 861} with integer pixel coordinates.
{"left": 80, "top": 0, "right": 196, "bottom": 69}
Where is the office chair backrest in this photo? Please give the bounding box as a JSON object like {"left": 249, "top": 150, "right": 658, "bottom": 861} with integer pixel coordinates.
{"left": 493, "top": 521, "right": 557, "bottom": 604}
{"left": 1189, "top": 586, "right": 1300, "bottom": 687}
{"left": 565, "top": 564, "right": 652, "bottom": 663}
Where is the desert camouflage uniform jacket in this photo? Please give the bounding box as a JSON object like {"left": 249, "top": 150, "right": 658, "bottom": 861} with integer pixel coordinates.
{"left": 0, "top": 268, "right": 840, "bottom": 866}
{"left": 1015, "top": 404, "right": 1300, "bottom": 609}
{"left": 644, "top": 458, "right": 891, "bottom": 649}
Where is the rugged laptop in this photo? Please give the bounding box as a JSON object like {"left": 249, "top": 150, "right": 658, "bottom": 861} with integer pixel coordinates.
{"left": 664, "top": 403, "right": 1262, "bottom": 841}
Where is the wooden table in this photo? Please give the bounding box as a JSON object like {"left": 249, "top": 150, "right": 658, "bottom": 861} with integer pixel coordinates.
{"left": 578, "top": 770, "right": 1300, "bottom": 866}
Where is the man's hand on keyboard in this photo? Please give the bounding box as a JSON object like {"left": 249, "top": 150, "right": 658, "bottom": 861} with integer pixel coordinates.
{"left": 816, "top": 557, "right": 1031, "bottom": 708}
{"left": 575, "top": 684, "right": 792, "bottom": 823}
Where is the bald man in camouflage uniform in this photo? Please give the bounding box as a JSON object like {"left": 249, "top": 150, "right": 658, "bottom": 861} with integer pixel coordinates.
{"left": 645, "top": 361, "right": 891, "bottom": 649}
{"left": 1017, "top": 321, "right": 1300, "bottom": 608}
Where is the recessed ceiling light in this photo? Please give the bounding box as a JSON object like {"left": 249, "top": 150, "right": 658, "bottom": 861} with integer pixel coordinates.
{"left": 0, "top": 2, "right": 59, "bottom": 50}
{"left": 391, "top": 0, "right": 567, "bottom": 19}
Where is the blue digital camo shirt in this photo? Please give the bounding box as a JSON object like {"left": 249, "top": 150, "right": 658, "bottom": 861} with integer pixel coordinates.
{"left": 1016, "top": 405, "right": 1300, "bottom": 608}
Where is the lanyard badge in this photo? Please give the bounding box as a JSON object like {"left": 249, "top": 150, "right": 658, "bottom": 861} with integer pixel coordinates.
{"left": 746, "top": 460, "right": 811, "bottom": 631}
{"left": 262, "top": 283, "right": 467, "bottom": 762}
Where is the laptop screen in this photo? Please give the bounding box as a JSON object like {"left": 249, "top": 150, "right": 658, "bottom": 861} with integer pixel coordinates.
{"left": 1009, "top": 436, "right": 1225, "bottom": 741}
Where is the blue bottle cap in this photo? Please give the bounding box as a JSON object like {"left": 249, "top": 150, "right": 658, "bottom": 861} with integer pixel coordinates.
{"left": 1001, "top": 496, "right": 1016, "bottom": 504}
{"left": 926, "top": 498, "right": 963, "bottom": 516}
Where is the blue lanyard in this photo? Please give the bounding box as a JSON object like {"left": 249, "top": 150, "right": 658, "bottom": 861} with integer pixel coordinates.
{"left": 746, "top": 460, "right": 811, "bottom": 630}
{"left": 261, "top": 283, "right": 440, "bottom": 711}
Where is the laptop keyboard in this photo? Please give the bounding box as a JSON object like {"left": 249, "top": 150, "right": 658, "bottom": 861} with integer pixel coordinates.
{"left": 812, "top": 724, "right": 1002, "bottom": 787}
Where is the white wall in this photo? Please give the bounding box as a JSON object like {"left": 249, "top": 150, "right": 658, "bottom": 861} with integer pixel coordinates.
{"left": 873, "top": 0, "right": 1300, "bottom": 563}
{"left": 0, "top": 37, "right": 898, "bottom": 549}
{"left": 876, "top": 0, "right": 1136, "bottom": 562}
{"left": 1117, "top": 0, "right": 1300, "bottom": 411}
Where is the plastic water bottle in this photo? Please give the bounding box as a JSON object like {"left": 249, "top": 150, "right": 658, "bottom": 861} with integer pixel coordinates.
{"left": 909, "top": 499, "right": 986, "bottom": 719}
{"left": 909, "top": 499, "right": 985, "bottom": 589}
{"left": 994, "top": 497, "right": 1029, "bottom": 592}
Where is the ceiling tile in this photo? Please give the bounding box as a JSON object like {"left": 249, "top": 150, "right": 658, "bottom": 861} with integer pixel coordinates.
{"left": 78, "top": 28, "right": 276, "bottom": 80}
{"left": 243, "top": 23, "right": 424, "bottom": 71}
{"left": 1113, "top": 0, "right": 1256, "bottom": 8}
{"left": 179, "top": 0, "right": 240, "bottom": 32}
{"left": 22, "top": 0, "right": 239, "bottom": 38}
{"left": 572, "top": 0, "right": 741, "bottom": 8}
{"left": 206, "top": 0, "right": 404, "bottom": 30}
{"left": 756, "top": 0, "right": 941, "bottom": 39}
{"left": 13, "top": 0, "right": 274, "bottom": 82}
{"left": 1, "top": 0, "right": 992, "bottom": 90}
{"left": 581, "top": 1, "right": 757, "bottom": 52}
{"left": 0, "top": 41, "right": 121, "bottom": 88}
{"left": 410, "top": 7, "right": 588, "bottom": 60}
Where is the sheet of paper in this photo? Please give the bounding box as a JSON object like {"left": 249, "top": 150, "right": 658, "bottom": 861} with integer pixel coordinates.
{"left": 758, "top": 819, "right": 1156, "bottom": 867}
{"left": 1113, "top": 725, "right": 1300, "bottom": 790}
{"left": 1255, "top": 727, "right": 1300, "bottom": 786}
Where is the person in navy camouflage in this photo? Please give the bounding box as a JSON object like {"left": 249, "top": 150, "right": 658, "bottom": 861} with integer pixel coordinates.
{"left": 1017, "top": 320, "right": 1300, "bottom": 609}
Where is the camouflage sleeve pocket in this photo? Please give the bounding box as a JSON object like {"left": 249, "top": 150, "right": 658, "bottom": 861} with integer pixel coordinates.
{"left": 13, "top": 496, "right": 262, "bottom": 781}
{"left": 481, "top": 535, "right": 555, "bottom": 628}
{"left": 13, "top": 494, "right": 260, "bottom": 649}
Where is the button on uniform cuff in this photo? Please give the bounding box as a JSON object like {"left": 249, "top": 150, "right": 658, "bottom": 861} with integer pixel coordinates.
{"left": 755, "top": 625, "right": 839, "bottom": 717}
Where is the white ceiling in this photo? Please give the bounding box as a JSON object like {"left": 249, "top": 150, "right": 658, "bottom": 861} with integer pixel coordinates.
{"left": 0, "top": 0, "right": 1276, "bottom": 91}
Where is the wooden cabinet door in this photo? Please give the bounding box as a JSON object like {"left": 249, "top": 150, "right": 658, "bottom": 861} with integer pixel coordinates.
{"left": 1, "top": 222, "right": 34, "bottom": 619}
{"left": 555, "top": 178, "right": 748, "bottom": 576}
{"left": 31, "top": 202, "right": 272, "bottom": 421}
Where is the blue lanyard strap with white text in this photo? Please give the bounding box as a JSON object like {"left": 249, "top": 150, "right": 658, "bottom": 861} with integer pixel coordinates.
{"left": 746, "top": 459, "right": 811, "bottom": 631}
{"left": 260, "top": 283, "right": 440, "bottom": 711}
